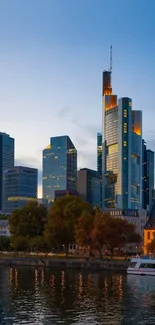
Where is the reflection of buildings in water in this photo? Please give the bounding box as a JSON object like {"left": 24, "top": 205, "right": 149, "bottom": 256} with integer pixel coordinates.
{"left": 78, "top": 273, "right": 83, "bottom": 298}
{"left": 61, "top": 270, "right": 65, "bottom": 289}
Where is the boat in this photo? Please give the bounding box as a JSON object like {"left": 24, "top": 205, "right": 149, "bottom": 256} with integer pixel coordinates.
{"left": 127, "top": 256, "right": 155, "bottom": 275}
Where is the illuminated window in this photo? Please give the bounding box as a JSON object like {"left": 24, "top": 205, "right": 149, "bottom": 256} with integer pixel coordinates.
{"left": 54, "top": 156, "right": 58, "bottom": 159}
{"left": 108, "top": 143, "right": 118, "bottom": 154}
{"left": 124, "top": 110, "right": 127, "bottom": 117}
{"left": 124, "top": 122, "right": 127, "bottom": 133}
{"left": 123, "top": 141, "right": 127, "bottom": 147}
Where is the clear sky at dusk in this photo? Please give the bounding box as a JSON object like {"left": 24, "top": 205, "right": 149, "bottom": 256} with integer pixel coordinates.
{"left": 0, "top": 0, "right": 155, "bottom": 197}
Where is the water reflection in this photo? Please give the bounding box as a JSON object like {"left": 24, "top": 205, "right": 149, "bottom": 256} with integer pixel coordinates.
{"left": 0, "top": 266, "right": 155, "bottom": 324}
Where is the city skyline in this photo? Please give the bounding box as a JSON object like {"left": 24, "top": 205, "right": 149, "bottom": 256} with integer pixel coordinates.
{"left": 1, "top": 0, "right": 155, "bottom": 197}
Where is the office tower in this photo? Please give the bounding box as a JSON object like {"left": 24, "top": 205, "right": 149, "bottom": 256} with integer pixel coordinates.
{"left": 142, "top": 139, "right": 148, "bottom": 209}
{"left": 102, "top": 50, "right": 142, "bottom": 209}
{"left": 97, "top": 133, "right": 102, "bottom": 177}
{"left": 43, "top": 135, "right": 77, "bottom": 204}
{"left": 77, "top": 168, "right": 101, "bottom": 207}
{"left": 142, "top": 139, "right": 154, "bottom": 210}
{"left": 0, "top": 133, "right": 14, "bottom": 211}
{"left": 4, "top": 166, "right": 38, "bottom": 213}
{"left": 97, "top": 132, "right": 102, "bottom": 207}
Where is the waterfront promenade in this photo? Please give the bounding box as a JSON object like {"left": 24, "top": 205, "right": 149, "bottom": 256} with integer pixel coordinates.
{"left": 0, "top": 255, "right": 129, "bottom": 271}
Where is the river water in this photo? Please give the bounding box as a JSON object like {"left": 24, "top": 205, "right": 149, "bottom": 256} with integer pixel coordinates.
{"left": 0, "top": 266, "right": 155, "bottom": 324}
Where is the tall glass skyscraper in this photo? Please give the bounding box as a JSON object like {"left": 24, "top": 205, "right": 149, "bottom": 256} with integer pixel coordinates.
{"left": 0, "top": 133, "right": 14, "bottom": 211}
{"left": 102, "top": 60, "right": 142, "bottom": 209}
{"left": 4, "top": 166, "right": 38, "bottom": 213}
{"left": 43, "top": 135, "right": 77, "bottom": 204}
{"left": 97, "top": 132, "right": 102, "bottom": 206}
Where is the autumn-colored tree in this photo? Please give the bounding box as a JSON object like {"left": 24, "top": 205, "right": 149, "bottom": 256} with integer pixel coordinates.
{"left": 9, "top": 201, "right": 47, "bottom": 238}
{"left": 75, "top": 210, "right": 94, "bottom": 253}
{"left": 102, "top": 216, "right": 141, "bottom": 258}
{"left": 44, "top": 195, "right": 93, "bottom": 253}
{"left": 91, "top": 211, "right": 109, "bottom": 257}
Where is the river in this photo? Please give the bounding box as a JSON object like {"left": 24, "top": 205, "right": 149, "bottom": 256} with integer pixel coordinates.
{"left": 0, "top": 266, "right": 155, "bottom": 324}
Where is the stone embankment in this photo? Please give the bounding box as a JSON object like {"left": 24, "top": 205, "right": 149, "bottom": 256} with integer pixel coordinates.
{"left": 0, "top": 257, "right": 129, "bottom": 272}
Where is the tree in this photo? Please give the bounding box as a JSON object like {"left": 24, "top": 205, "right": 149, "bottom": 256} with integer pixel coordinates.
{"left": 9, "top": 201, "right": 47, "bottom": 238}
{"left": 0, "top": 236, "right": 11, "bottom": 250}
{"left": 75, "top": 210, "right": 94, "bottom": 254}
{"left": 44, "top": 195, "right": 93, "bottom": 254}
{"left": 91, "top": 211, "right": 108, "bottom": 257}
{"left": 11, "top": 236, "right": 29, "bottom": 251}
{"left": 101, "top": 216, "right": 141, "bottom": 258}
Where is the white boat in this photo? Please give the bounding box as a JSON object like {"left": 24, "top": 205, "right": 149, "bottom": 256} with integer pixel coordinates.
{"left": 127, "top": 256, "right": 155, "bottom": 276}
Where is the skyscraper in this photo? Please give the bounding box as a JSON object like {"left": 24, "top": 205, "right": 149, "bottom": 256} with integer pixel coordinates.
{"left": 97, "top": 132, "right": 102, "bottom": 177}
{"left": 4, "top": 166, "right": 38, "bottom": 213}
{"left": 77, "top": 168, "right": 100, "bottom": 207}
{"left": 102, "top": 50, "right": 142, "bottom": 209}
{"left": 0, "top": 133, "right": 14, "bottom": 211}
{"left": 97, "top": 132, "right": 102, "bottom": 206}
{"left": 142, "top": 139, "right": 154, "bottom": 210}
{"left": 147, "top": 149, "right": 154, "bottom": 210}
{"left": 43, "top": 135, "right": 77, "bottom": 204}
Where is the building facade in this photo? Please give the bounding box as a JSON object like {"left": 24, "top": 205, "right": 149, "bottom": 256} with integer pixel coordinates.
{"left": 4, "top": 166, "right": 38, "bottom": 213}
{"left": 43, "top": 135, "right": 77, "bottom": 204}
{"left": 0, "top": 220, "right": 10, "bottom": 237}
{"left": 77, "top": 168, "right": 100, "bottom": 207}
{"left": 102, "top": 62, "right": 142, "bottom": 210}
{"left": 144, "top": 202, "right": 155, "bottom": 254}
{"left": 142, "top": 140, "right": 154, "bottom": 211}
{"left": 0, "top": 133, "right": 14, "bottom": 211}
{"left": 97, "top": 132, "right": 102, "bottom": 207}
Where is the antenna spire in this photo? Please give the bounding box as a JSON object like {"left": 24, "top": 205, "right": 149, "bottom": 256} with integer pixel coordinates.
{"left": 110, "top": 45, "right": 112, "bottom": 72}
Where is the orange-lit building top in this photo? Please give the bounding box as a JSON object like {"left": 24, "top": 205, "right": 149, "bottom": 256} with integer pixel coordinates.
{"left": 132, "top": 111, "right": 142, "bottom": 136}
{"left": 102, "top": 70, "right": 117, "bottom": 111}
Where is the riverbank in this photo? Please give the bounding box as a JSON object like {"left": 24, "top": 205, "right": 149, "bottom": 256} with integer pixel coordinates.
{"left": 0, "top": 257, "right": 129, "bottom": 272}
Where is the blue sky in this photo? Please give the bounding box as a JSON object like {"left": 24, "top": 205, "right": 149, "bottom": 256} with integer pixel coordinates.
{"left": 0, "top": 0, "right": 155, "bottom": 197}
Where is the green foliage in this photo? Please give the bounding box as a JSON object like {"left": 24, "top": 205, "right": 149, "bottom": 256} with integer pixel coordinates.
{"left": 29, "top": 236, "right": 45, "bottom": 251}
{"left": 7, "top": 195, "right": 141, "bottom": 256}
{"left": 9, "top": 201, "right": 47, "bottom": 238}
{"left": 0, "top": 236, "right": 11, "bottom": 250}
{"left": 44, "top": 195, "right": 93, "bottom": 252}
{"left": 0, "top": 214, "right": 9, "bottom": 220}
{"left": 11, "top": 236, "right": 29, "bottom": 251}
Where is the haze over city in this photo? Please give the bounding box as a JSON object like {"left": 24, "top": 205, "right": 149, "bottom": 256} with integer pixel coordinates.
{"left": 0, "top": 0, "right": 155, "bottom": 197}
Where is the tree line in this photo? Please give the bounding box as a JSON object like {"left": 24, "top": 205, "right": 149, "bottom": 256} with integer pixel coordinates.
{"left": 2, "top": 195, "right": 142, "bottom": 257}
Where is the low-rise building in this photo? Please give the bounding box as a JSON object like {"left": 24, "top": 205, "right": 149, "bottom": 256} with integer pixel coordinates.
{"left": 0, "top": 220, "right": 10, "bottom": 236}
{"left": 144, "top": 202, "right": 155, "bottom": 254}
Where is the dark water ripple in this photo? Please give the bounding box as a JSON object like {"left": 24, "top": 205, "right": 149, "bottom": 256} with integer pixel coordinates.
{"left": 0, "top": 267, "right": 155, "bottom": 324}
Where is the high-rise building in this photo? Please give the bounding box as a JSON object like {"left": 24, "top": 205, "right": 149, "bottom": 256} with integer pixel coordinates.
{"left": 97, "top": 132, "right": 102, "bottom": 177}
{"left": 142, "top": 139, "right": 154, "bottom": 210}
{"left": 0, "top": 133, "right": 14, "bottom": 211}
{"left": 97, "top": 132, "right": 102, "bottom": 207}
{"left": 77, "top": 168, "right": 100, "bottom": 207}
{"left": 4, "top": 166, "right": 38, "bottom": 213}
{"left": 102, "top": 51, "right": 142, "bottom": 209}
{"left": 43, "top": 135, "right": 77, "bottom": 204}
